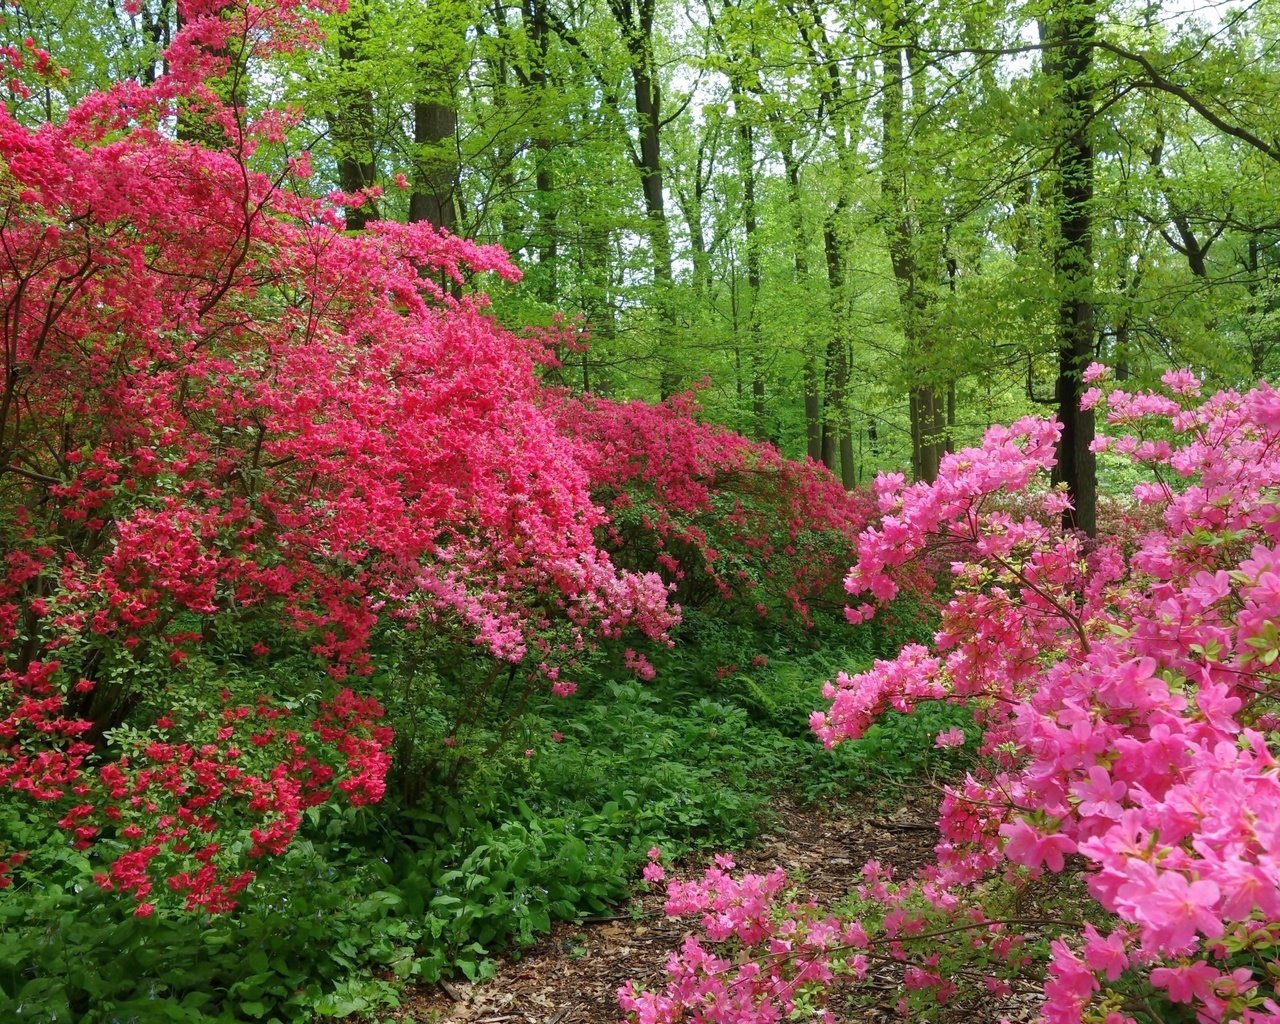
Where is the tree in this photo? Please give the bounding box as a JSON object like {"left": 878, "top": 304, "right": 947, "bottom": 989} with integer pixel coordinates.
{"left": 879, "top": 2, "right": 949, "bottom": 482}
{"left": 1045, "top": 0, "right": 1099, "bottom": 535}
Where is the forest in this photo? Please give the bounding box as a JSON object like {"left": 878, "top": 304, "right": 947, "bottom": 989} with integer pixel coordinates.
{"left": 0, "top": 0, "right": 1277, "bottom": 1021}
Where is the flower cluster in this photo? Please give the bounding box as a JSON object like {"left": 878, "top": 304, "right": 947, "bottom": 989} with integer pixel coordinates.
{"left": 619, "top": 855, "right": 867, "bottom": 1024}
{"left": 554, "top": 393, "right": 873, "bottom": 625}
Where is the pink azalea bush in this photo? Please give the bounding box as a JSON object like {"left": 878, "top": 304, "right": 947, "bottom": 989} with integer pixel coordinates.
{"left": 623, "top": 368, "right": 1280, "bottom": 1022}
{"left": 619, "top": 854, "right": 866, "bottom": 1024}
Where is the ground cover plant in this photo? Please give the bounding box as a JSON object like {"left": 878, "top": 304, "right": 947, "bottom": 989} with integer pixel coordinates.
{"left": 2, "top": 602, "right": 942, "bottom": 1020}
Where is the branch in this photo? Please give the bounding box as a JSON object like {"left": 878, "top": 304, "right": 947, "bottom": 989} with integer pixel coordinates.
{"left": 1094, "top": 38, "right": 1280, "bottom": 166}
{"left": 2, "top": 463, "right": 61, "bottom": 485}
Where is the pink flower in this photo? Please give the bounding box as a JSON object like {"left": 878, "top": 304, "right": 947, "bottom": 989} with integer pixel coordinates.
{"left": 1137, "top": 872, "right": 1222, "bottom": 951}
{"left": 1070, "top": 766, "right": 1126, "bottom": 820}
{"left": 1160, "top": 368, "right": 1201, "bottom": 396}
{"left": 934, "top": 726, "right": 965, "bottom": 749}
{"left": 998, "top": 819, "right": 1076, "bottom": 873}
{"left": 1150, "top": 962, "right": 1219, "bottom": 1003}
{"left": 1082, "top": 924, "right": 1129, "bottom": 981}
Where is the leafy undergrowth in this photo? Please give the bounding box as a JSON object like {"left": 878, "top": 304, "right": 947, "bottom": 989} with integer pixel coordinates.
{"left": 0, "top": 614, "right": 973, "bottom": 1023}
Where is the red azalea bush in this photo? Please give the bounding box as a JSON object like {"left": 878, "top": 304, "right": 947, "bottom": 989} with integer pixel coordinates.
{"left": 623, "top": 367, "right": 1280, "bottom": 1023}
{"left": 0, "top": 0, "right": 674, "bottom": 912}
{"left": 554, "top": 392, "right": 874, "bottom": 626}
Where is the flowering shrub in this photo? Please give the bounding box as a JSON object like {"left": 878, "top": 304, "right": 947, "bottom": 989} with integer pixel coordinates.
{"left": 0, "top": 0, "right": 673, "bottom": 912}
{"left": 620, "top": 853, "right": 863, "bottom": 1024}
{"left": 624, "top": 368, "right": 1280, "bottom": 1022}
{"left": 555, "top": 393, "right": 873, "bottom": 625}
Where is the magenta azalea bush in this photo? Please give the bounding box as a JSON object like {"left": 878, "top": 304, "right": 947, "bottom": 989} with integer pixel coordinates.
{"left": 554, "top": 392, "right": 872, "bottom": 625}
{"left": 0, "top": 0, "right": 677, "bottom": 913}
{"left": 622, "top": 367, "right": 1280, "bottom": 1023}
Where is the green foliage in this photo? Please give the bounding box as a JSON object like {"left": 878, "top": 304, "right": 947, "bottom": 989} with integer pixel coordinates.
{"left": 0, "top": 814, "right": 403, "bottom": 1022}
{"left": 0, "top": 798, "right": 624, "bottom": 1021}
{"left": 531, "top": 680, "right": 773, "bottom": 849}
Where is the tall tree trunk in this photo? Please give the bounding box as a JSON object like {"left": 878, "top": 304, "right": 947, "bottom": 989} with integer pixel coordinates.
{"left": 610, "top": 0, "right": 677, "bottom": 397}
{"left": 779, "top": 136, "right": 822, "bottom": 463}
{"left": 175, "top": 4, "right": 246, "bottom": 150}
{"left": 733, "top": 78, "right": 765, "bottom": 440}
{"left": 1243, "top": 236, "right": 1276, "bottom": 378}
{"left": 821, "top": 221, "right": 854, "bottom": 486}
{"left": 409, "top": 99, "right": 458, "bottom": 231}
{"left": 881, "top": 13, "right": 942, "bottom": 482}
{"left": 518, "top": 0, "right": 559, "bottom": 300}
{"left": 331, "top": 16, "right": 379, "bottom": 231}
{"left": 675, "top": 147, "right": 711, "bottom": 300}
{"left": 139, "top": 0, "right": 173, "bottom": 85}
{"left": 578, "top": 222, "right": 617, "bottom": 394}
{"left": 1046, "top": 3, "right": 1098, "bottom": 536}
{"left": 791, "top": 0, "right": 856, "bottom": 484}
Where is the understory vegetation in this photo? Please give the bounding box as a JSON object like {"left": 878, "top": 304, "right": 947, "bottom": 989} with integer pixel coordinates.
{"left": 2, "top": 607, "right": 974, "bottom": 1021}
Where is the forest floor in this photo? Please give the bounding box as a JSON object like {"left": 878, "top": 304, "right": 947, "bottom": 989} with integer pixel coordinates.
{"left": 393, "top": 790, "right": 1040, "bottom": 1024}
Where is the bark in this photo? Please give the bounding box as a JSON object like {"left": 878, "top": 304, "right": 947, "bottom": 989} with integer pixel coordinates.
{"left": 790, "top": 0, "right": 855, "bottom": 484}
{"left": 674, "top": 129, "right": 715, "bottom": 300}
{"left": 821, "top": 222, "right": 854, "bottom": 486}
{"left": 880, "top": 15, "right": 943, "bottom": 482}
{"left": 780, "top": 138, "right": 822, "bottom": 463}
{"left": 331, "top": 16, "right": 380, "bottom": 231}
{"left": 528, "top": 0, "right": 559, "bottom": 299}
{"left": 610, "top": 0, "right": 677, "bottom": 397}
{"left": 1046, "top": 3, "right": 1098, "bottom": 537}
{"left": 175, "top": 4, "right": 246, "bottom": 150}
{"left": 139, "top": 0, "right": 173, "bottom": 85}
{"left": 733, "top": 79, "right": 765, "bottom": 440}
{"left": 409, "top": 100, "right": 458, "bottom": 232}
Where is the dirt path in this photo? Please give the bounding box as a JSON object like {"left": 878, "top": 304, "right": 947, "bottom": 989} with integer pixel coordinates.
{"left": 396, "top": 792, "right": 946, "bottom": 1024}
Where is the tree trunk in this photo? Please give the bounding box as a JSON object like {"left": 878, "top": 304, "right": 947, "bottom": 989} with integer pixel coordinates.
{"left": 780, "top": 136, "right": 822, "bottom": 463}
{"left": 733, "top": 79, "right": 765, "bottom": 440}
{"left": 821, "top": 221, "right": 854, "bottom": 485}
{"left": 331, "top": 16, "right": 379, "bottom": 231}
{"left": 787, "top": 0, "right": 857, "bottom": 478}
{"left": 610, "top": 0, "right": 677, "bottom": 398}
{"left": 881, "top": 15, "right": 943, "bottom": 482}
{"left": 409, "top": 99, "right": 458, "bottom": 231}
{"left": 517, "top": 0, "right": 559, "bottom": 300}
{"left": 1046, "top": 3, "right": 1098, "bottom": 537}
{"left": 175, "top": 4, "right": 246, "bottom": 150}
{"left": 139, "top": 0, "right": 173, "bottom": 85}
